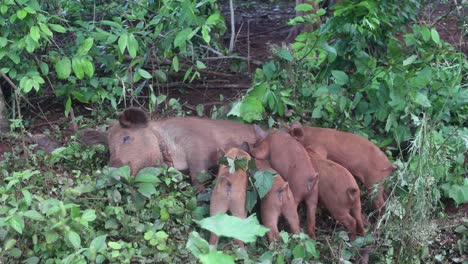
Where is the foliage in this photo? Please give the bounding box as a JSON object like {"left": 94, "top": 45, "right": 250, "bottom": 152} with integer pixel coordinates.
{"left": 230, "top": 0, "right": 467, "bottom": 205}
{"left": 0, "top": 0, "right": 226, "bottom": 115}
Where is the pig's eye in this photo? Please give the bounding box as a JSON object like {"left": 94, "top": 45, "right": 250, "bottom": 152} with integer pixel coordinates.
{"left": 123, "top": 135, "right": 133, "bottom": 144}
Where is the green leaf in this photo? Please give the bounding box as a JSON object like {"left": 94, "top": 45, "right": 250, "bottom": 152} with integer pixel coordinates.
{"left": 136, "top": 182, "right": 157, "bottom": 198}
{"left": 108, "top": 241, "right": 121, "bottom": 250}
{"left": 277, "top": 48, "right": 293, "bottom": 61}
{"left": 118, "top": 34, "right": 128, "bottom": 54}
{"left": 421, "top": 27, "right": 431, "bottom": 42}
{"left": 0, "top": 37, "right": 7, "bottom": 48}
{"left": 90, "top": 235, "right": 107, "bottom": 251}
{"left": 65, "top": 96, "right": 71, "bottom": 117}
{"left": 55, "top": 57, "right": 71, "bottom": 79}
{"left": 295, "top": 4, "right": 314, "bottom": 12}
{"left": 17, "top": 9, "right": 27, "bottom": 19}
{"left": 403, "top": 55, "right": 417, "bottom": 66}
{"left": 67, "top": 230, "right": 81, "bottom": 249}
{"left": 174, "top": 28, "right": 192, "bottom": 48}
{"left": 30, "top": 26, "right": 40, "bottom": 42}
{"left": 38, "top": 22, "right": 53, "bottom": 37}
{"left": 195, "top": 214, "right": 269, "bottom": 243}
{"left": 254, "top": 170, "right": 275, "bottom": 199}
{"left": 1, "top": 5, "right": 8, "bottom": 14}
{"left": 293, "top": 244, "right": 306, "bottom": 258}
{"left": 240, "top": 96, "right": 264, "bottom": 122}
{"left": 431, "top": 28, "right": 440, "bottom": 45}
{"left": 23, "top": 210, "right": 44, "bottom": 221}
{"left": 72, "top": 57, "right": 84, "bottom": 79}
{"left": 23, "top": 257, "right": 39, "bottom": 264}
{"left": 135, "top": 167, "right": 162, "bottom": 183}
{"left": 49, "top": 24, "right": 67, "bottom": 33}
{"left": 185, "top": 232, "right": 210, "bottom": 258}
{"left": 45, "top": 231, "right": 59, "bottom": 243}
{"left": 331, "top": 70, "right": 349, "bottom": 85}
{"left": 172, "top": 56, "right": 180, "bottom": 72}
{"left": 77, "top": 38, "right": 94, "bottom": 56}
{"left": 196, "top": 60, "right": 207, "bottom": 69}
{"left": 206, "top": 13, "right": 221, "bottom": 26}
{"left": 321, "top": 42, "right": 337, "bottom": 62}
{"left": 201, "top": 26, "right": 211, "bottom": 44}
{"left": 22, "top": 189, "right": 32, "bottom": 206}
{"left": 8, "top": 215, "right": 24, "bottom": 234}
{"left": 127, "top": 33, "right": 138, "bottom": 58}
{"left": 246, "top": 190, "right": 258, "bottom": 213}
{"left": 199, "top": 251, "right": 235, "bottom": 264}
{"left": 138, "top": 68, "right": 152, "bottom": 79}
{"left": 81, "top": 209, "right": 96, "bottom": 222}
{"left": 414, "top": 92, "right": 431, "bottom": 107}
{"left": 82, "top": 58, "right": 94, "bottom": 78}
{"left": 4, "top": 239, "right": 16, "bottom": 250}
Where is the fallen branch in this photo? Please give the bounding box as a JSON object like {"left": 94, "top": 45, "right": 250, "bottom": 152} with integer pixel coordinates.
{"left": 160, "top": 82, "right": 251, "bottom": 89}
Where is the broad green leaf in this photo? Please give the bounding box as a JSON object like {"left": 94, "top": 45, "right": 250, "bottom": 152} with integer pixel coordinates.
{"left": 246, "top": 190, "right": 258, "bottom": 213}
{"left": 195, "top": 214, "right": 269, "bottom": 243}
{"left": 138, "top": 68, "right": 152, "bottom": 79}
{"left": 295, "top": 3, "right": 314, "bottom": 12}
{"left": 38, "top": 22, "right": 53, "bottom": 37}
{"left": 0, "top": 37, "right": 7, "bottom": 47}
{"left": 196, "top": 60, "right": 207, "bottom": 69}
{"left": 108, "top": 241, "right": 121, "bottom": 250}
{"left": 72, "top": 57, "right": 84, "bottom": 79}
{"left": 118, "top": 34, "right": 128, "bottom": 54}
{"left": 199, "top": 251, "right": 235, "bottom": 264}
{"left": 1, "top": 5, "right": 8, "bottom": 14}
{"left": 201, "top": 26, "right": 211, "bottom": 44}
{"left": 136, "top": 182, "right": 157, "bottom": 198}
{"left": 77, "top": 37, "right": 94, "bottom": 56}
{"left": 174, "top": 28, "right": 192, "bottom": 48}
{"left": 65, "top": 96, "right": 71, "bottom": 117}
{"left": 254, "top": 170, "right": 275, "bottom": 199}
{"left": 9, "top": 215, "right": 24, "bottom": 234}
{"left": 17, "top": 9, "right": 27, "bottom": 19}
{"left": 206, "top": 13, "right": 221, "bottom": 26}
{"left": 320, "top": 42, "right": 337, "bottom": 62}
{"left": 185, "top": 232, "right": 210, "bottom": 258}
{"left": 67, "top": 230, "right": 81, "bottom": 249}
{"left": 4, "top": 239, "right": 16, "bottom": 250}
{"left": 127, "top": 33, "right": 138, "bottom": 58}
{"left": 277, "top": 48, "right": 293, "bottom": 61}
{"left": 22, "top": 189, "right": 32, "bottom": 206}
{"left": 81, "top": 209, "right": 96, "bottom": 222}
{"left": 240, "top": 96, "right": 264, "bottom": 122}
{"left": 23, "top": 210, "right": 44, "bottom": 221}
{"left": 293, "top": 244, "right": 306, "bottom": 258}
{"left": 30, "top": 26, "right": 40, "bottom": 42}
{"left": 82, "top": 59, "right": 94, "bottom": 78}
{"left": 45, "top": 231, "right": 59, "bottom": 243}
{"left": 414, "top": 92, "right": 431, "bottom": 107}
{"left": 135, "top": 167, "right": 162, "bottom": 183}
{"left": 431, "top": 28, "right": 440, "bottom": 45}
{"left": 39, "top": 61, "right": 49, "bottom": 75}
{"left": 55, "top": 57, "right": 71, "bottom": 79}
{"left": 49, "top": 24, "right": 67, "bottom": 33}
{"left": 421, "top": 27, "right": 431, "bottom": 42}
{"left": 23, "top": 257, "right": 39, "bottom": 264}
{"left": 331, "top": 70, "right": 349, "bottom": 85}
{"left": 90, "top": 235, "right": 107, "bottom": 251}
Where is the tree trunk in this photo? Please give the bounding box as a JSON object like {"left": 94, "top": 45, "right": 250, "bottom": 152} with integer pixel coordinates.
{"left": 0, "top": 86, "right": 9, "bottom": 133}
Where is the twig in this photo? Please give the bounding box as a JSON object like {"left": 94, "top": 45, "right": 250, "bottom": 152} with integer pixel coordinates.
{"left": 229, "top": 0, "right": 235, "bottom": 51}
{"left": 202, "top": 55, "right": 263, "bottom": 65}
{"left": 200, "top": 45, "right": 224, "bottom": 56}
{"left": 0, "top": 70, "right": 36, "bottom": 110}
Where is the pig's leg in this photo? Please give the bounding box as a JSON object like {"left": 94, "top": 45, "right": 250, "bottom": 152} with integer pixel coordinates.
{"left": 261, "top": 205, "right": 281, "bottom": 243}
{"left": 368, "top": 181, "right": 385, "bottom": 216}
{"left": 351, "top": 206, "right": 366, "bottom": 237}
{"left": 209, "top": 194, "right": 229, "bottom": 245}
{"left": 334, "top": 213, "right": 357, "bottom": 241}
{"left": 305, "top": 192, "right": 319, "bottom": 239}
{"left": 282, "top": 204, "right": 301, "bottom": 235}
{"left": 230, "top": 201, "right": 247, "bottom": 247}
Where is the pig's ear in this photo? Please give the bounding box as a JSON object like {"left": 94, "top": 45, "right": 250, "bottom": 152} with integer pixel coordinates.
{"left": 290, "top": 125, "right": 304, "bottom": 141}
{"left": 240, "top": 141, "right": 250, "bottom": 152}
{"left": 119, "top": 107, "right": 149, "bottom": 128}
{"left": 79, "top": 129, "right": 108, "bottom": 145}
{"left": 217, "top": 147, "right": 226, "bottom": 160}
{"left": 253, "top": 125, "right": 269, "bottom": 140}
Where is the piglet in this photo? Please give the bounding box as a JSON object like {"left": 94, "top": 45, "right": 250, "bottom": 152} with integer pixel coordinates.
{"left": 209, "top": 147, "right": 251, "bottom": 247}
{"left": 306, "top": 147, "right": 365, "bottom": 240}
{"left": 256, "top": 159, "right": 300, "bottom": 243}
{"left": 250, "top": 125, "right": 319, "bottom": 238}
{"left": 289, "top": 122, "right": 395, "bottom": 215}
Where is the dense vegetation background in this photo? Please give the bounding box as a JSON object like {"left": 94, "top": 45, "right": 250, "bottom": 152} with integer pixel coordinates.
{"left": 0, "top": 0, "right": 466, "bottom": 263}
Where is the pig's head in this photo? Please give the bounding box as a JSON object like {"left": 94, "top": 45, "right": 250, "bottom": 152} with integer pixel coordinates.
{"left": 81, "top": 107, "right": 164, "bottom": 175}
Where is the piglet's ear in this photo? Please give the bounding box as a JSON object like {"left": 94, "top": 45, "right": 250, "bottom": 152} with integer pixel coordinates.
{"left": 253, "top": 125, "right": 269, "bottom": 140}
{"left": 119, "top": 107, "right": 149, "bottom": 128}
{"left": 290, "top": 126, "right": 304, "bottom": 141}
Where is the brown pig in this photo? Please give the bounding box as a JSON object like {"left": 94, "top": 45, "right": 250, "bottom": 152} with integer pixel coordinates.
{"left": 289, "top": 122, "right": 395, "bottom": 215}
{"left": 306, "top": 147, "right": 365, "bottom": 241}
{"left": 209, "top": 147, "right": 251, "bottom": 247}
{"left": 256, "top": 159, "right": 300, "bottom": 243}
{"left": 250, "top": 125, "right": 319, "bottom": 238}
{"left": 81, "top": 107, "right": 256, "bottom": 192}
